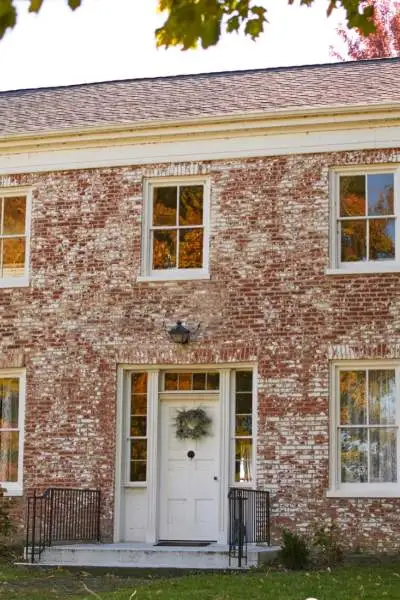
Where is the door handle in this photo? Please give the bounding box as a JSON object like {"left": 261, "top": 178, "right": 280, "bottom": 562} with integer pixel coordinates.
{"left": 213, "top": 476, "right": 218, "bottom": 481}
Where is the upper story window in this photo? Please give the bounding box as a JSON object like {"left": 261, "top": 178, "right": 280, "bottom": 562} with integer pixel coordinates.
{"left": 140, "top": 178, "right": 210, "bottom": 281}
{"left": 0, "top": 190, "right": 30, "bottom": 287}
{"left": 330, "top": 169, "right": 399, "bottom": 273}
{"left": 329, "top": 362, "right": 400, "bottom": 498}
{"left": 0, "top": 370, "right": 25, "bottom": 496}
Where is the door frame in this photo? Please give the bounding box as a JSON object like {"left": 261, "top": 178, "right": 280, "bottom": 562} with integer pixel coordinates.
{"left": 114, "top": 363, "right": 257, "bottom": 545}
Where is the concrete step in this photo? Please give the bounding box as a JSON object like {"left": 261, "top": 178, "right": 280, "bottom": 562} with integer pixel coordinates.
{"left": 34, "top": 542, "right": 280, "bottom": 570}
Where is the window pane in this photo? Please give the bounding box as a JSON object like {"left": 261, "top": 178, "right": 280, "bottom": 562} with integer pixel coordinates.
{"left": 178, "top": 228, "right": 203, "bottom": 269}
{"left": 235, "top": 415, "right": 252, "bottom": 436}
{"left": 236, "top": 371, "right": 252, "bottom": 392}
{"left": 206, "top": 372, "right": 220, "bottom": 390}
{"left": 0, "top": 378, "right": 19, "bottom": 428}
{"left": 369, "top": 370, "right": 396, "bottom": 425}
{"left": 2, "top": 238, "right": 25, "bottom": 277}
{"left": 367, "top": 174, "right": 394, "bottom": 216}
{"left": 131, "top": 394, "right": 147, "bottom": 416}
{"left": 132, "top": 373, "right": 147, "bottom": 394}
{"left": 152, "top": 230, "right": 177, "bottom": 269}
{"left": 179, "top": 185, "right": 203, "bottom": 226}
{"left": 178, "top": 373, "right": 192, "bottom": 391}
{"left": 340, "top": 371, "right": 366, "bottom": 425}
{"left": 3, "top": 197, "right": 26, "bottom": 235}
{"left": 340, "top": 220, "right": 366, "bottom": 262}
{"left": 130, "top": 439, "right": 147, "bottom": 460}
{"left": 153, "top": 187, "right": 177, "bottom": 226}
{"left": 193, "top": 373, "right": 206, "bottom": 390}
{"left": 340, "top": 175, "right": 365, "bottom": 217}
{"left": 0, "top": 431, "right": 19, "bottom": 482}
{"left": 130, "top": 416, "right": 147, "bottom": 437}
{"left": 164, "top": 373, "right": 178, "bottom": 391}
{"left": 369, "top": 218, "right": 395, "bottom": 260}
{"left": 235, "top": 439, "right": 253, "bottom": 483}
{"left": 340, "top": 428, "right": 368, "bottom": 483}
{"left": 236, "top": 393, "right": 252, "bottom": 414}
{"left": 370, "top": 428, "right": 397, "bottom": 483}
{"left": 130, "top": 461, "right": 146, "bottom": 482}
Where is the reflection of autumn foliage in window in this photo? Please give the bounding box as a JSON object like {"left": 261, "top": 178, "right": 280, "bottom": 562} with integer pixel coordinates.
{"left": 179, "top": 229, "right": 203, "bottom": 268}
{"left": 151, "top": 184, "right": 204, "bottom": 270}
{"left": 340, "top": 174, "right": 395, "bottom": 262}
{"left": 0, "top": 196, "right": 26, "bottom": 277}
{"left": 0, "top": 378, "right": 19, "bottom": 483}
{"left": 339, "top": 369, "right": 398, "bottom": 484}
{"left": 340, "top": 371, "right": 366, "bottom": 424}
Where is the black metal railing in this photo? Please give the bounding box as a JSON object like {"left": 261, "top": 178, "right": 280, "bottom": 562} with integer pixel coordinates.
{"left": 26, "top": 487, "right": 101, "bottom": 563}
{"left": 228, "top": 487, "right": 270, "bottom": 567}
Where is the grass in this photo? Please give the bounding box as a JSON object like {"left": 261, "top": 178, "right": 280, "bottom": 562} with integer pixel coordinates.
{"left": 0, "top": 563, "right": 400, "bottom": 599}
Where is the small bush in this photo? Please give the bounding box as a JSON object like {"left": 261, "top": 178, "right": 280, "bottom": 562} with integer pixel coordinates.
{"left": 312, "top": 522, "right": 344, "bottom": 566}
{"left": 279, "top": 529, "right": 310, "bottom": 570}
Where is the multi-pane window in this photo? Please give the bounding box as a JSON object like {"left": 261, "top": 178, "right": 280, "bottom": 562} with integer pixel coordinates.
{"left": 142, "top": 179, "right": 209, "bottom": 279}
{"left": 128, "top": 373, "right": 148, "bottom": 483}
{"left": 336, "top": 172, "right": 397, "bottom": 268}
{"left": 0, "top": 194, "right": 28, "bottom": 282}
{"left": 335, "top": 366, "right": 399, "bottom": 491}
{"left": 0, "top": 372, "right": 24, "bottom": 493}
{"left": 234, "top": 371, "right": 253, "bottom": 484}
{"left": 163, "top": 371, "right": 219, "bottom": 392}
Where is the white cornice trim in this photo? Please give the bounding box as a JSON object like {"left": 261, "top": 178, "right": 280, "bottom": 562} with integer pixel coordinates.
{"left": 0, "top": 107, "right": 400, "bottom": 175}
{"left": 1, "top": 102, "right": 400, "bottom": 155}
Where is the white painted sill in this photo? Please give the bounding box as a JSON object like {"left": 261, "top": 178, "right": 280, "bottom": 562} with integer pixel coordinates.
{"left": 2, "top": 484, "right": 23, "bottom": 497}
{"left": 326, "top": 266, "right": 400, "bottom": 275}
{"left": 0, "top": 277, "right": 29, "bottom": 288}
{"left": 327, "top": 488, "right": 400, "bottom": 498}
{"left": 123, "top": 482, "right": 147, "bottom": 489}
{"left": 137, "top": 272, "right": 211, "bottom": 283}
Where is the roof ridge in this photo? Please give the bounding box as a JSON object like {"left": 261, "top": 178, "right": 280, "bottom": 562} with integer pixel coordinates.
{"left": 1, "top": 57, "right": 399, "bottom": 95}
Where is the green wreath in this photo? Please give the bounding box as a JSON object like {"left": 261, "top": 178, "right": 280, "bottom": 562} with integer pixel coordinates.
{"left": 175, "top": 407, "right": 212, "bottom": 440}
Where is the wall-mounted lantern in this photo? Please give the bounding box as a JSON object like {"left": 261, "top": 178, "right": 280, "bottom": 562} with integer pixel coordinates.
{"left": 168, "top": 321, "right": 193, "bottom": 344}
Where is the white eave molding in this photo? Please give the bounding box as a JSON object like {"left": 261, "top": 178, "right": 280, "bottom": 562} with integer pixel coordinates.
{"left": 1, "top": 102, "right": 400, "bottom": 174}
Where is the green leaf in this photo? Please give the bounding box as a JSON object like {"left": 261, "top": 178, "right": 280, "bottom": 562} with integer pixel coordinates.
{"left": 68, "top": 0, "right": 82, "bottom": 10}
{"left": 28, "top": 0, "right": 44, "bottom": 13}
{"left": 0, "top": 0, "right": 17, "bottom": 40}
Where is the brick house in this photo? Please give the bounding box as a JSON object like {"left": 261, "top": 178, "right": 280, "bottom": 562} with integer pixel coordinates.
{"left": 1, "top": 58, "right": 400, "bottom": 562}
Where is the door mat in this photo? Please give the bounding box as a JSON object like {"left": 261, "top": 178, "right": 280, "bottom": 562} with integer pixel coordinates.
{"left": 156, "top": 540, "right": 212, "bottom": 547}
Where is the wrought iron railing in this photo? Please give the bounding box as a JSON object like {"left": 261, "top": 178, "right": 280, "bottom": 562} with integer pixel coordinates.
{"left": 26, "top": 487, "right": 101, "bottom": 563}
{"left": 228, "top": 487, "right": 270, "bottom": 567}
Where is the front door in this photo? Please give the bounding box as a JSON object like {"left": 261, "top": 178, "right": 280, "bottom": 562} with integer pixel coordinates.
{"left": 159, "top": 397, "right": 220, "bottom": 541}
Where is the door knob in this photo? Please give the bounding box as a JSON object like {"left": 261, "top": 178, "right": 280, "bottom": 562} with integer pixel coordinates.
{"left": 187, "top": 450, "right": 195, "bottom": 459}
{"left": 213, "top": 476, "right": 218, "bottom": 481}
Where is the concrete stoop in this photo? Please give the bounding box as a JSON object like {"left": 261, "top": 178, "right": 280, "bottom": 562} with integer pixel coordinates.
{"left": 33, "top": 542, "right": 280, "bottom": 570}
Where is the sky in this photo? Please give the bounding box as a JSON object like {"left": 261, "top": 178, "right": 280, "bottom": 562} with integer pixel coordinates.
{"left": 0, "top": 0, "right": 348, "bottom": 92}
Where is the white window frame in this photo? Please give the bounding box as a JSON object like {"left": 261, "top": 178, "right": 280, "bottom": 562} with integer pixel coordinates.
{"left": 328, "top": 361, "right": 400, "bottom": 498}
{"left": 328, "top": 166, "right": 400, "bottom": 274}
{"left": 138, "top": 176, "right": 211, "bottom": 282}
{"left": 0, "top": 369, "right": 25, "bottom": 497}
{"left": 0, "top": 187, "right": 32, "bottom": 288}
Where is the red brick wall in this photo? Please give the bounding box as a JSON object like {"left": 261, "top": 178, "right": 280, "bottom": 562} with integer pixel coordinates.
{"left": 2, "top": 148, "right": 400, "bottom": 551}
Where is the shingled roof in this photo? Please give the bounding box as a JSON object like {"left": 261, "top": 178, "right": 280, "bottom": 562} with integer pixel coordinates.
{"left": 1, "top": 58, "right": 399, "bottom": 137}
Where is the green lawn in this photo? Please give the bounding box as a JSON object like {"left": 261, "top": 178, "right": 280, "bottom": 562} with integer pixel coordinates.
{"left": 0, "top": 563, "right": 400, "bottom": 600}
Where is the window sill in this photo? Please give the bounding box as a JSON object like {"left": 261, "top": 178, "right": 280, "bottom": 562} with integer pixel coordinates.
{"left": 326, "top": 265, "right": 400, "bottom": 276}
{"left": 0, "top": 277, "right": 29, "bottom": 288}
{"left": 327, "top": 487, "right": 400, "bottom": 498}
{"left": 123, "top": 482, "right": 147, "bottom": 489}
{"left": 137, "top": 272, "right": 211, "bottom": 283}
{"left": 1, "top": 484, "right": 23, "bottom": 497}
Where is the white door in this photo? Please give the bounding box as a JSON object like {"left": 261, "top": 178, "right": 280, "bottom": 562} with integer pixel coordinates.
{"left": 159, "top": 398, "right": 220, "bottom": 541}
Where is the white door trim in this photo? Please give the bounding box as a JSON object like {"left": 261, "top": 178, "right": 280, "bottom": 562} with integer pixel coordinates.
{"left": 115, "top": 364, "right": 256, "bottom": 544}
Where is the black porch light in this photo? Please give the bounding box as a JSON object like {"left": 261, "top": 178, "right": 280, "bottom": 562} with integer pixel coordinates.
{"left": 168, "top": 320, "right": 191, "bottom": 344}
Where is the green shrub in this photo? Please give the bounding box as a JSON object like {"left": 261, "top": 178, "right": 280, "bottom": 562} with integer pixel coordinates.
{"left": 279, "top": 529, "right": 310, "bottom": 570}
{"left": 312, "top": 522, "right": 344, "bottom": 566}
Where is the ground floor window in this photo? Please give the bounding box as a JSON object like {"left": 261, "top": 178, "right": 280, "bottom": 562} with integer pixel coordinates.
{"left": 330, "top": 362, "right": 400, "bottom": 496}
{"left": 233, "top": 371, "right": 254, "bottom": 483}
{"left": 0, "top": 369, "right": 25, "bottom": 495}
